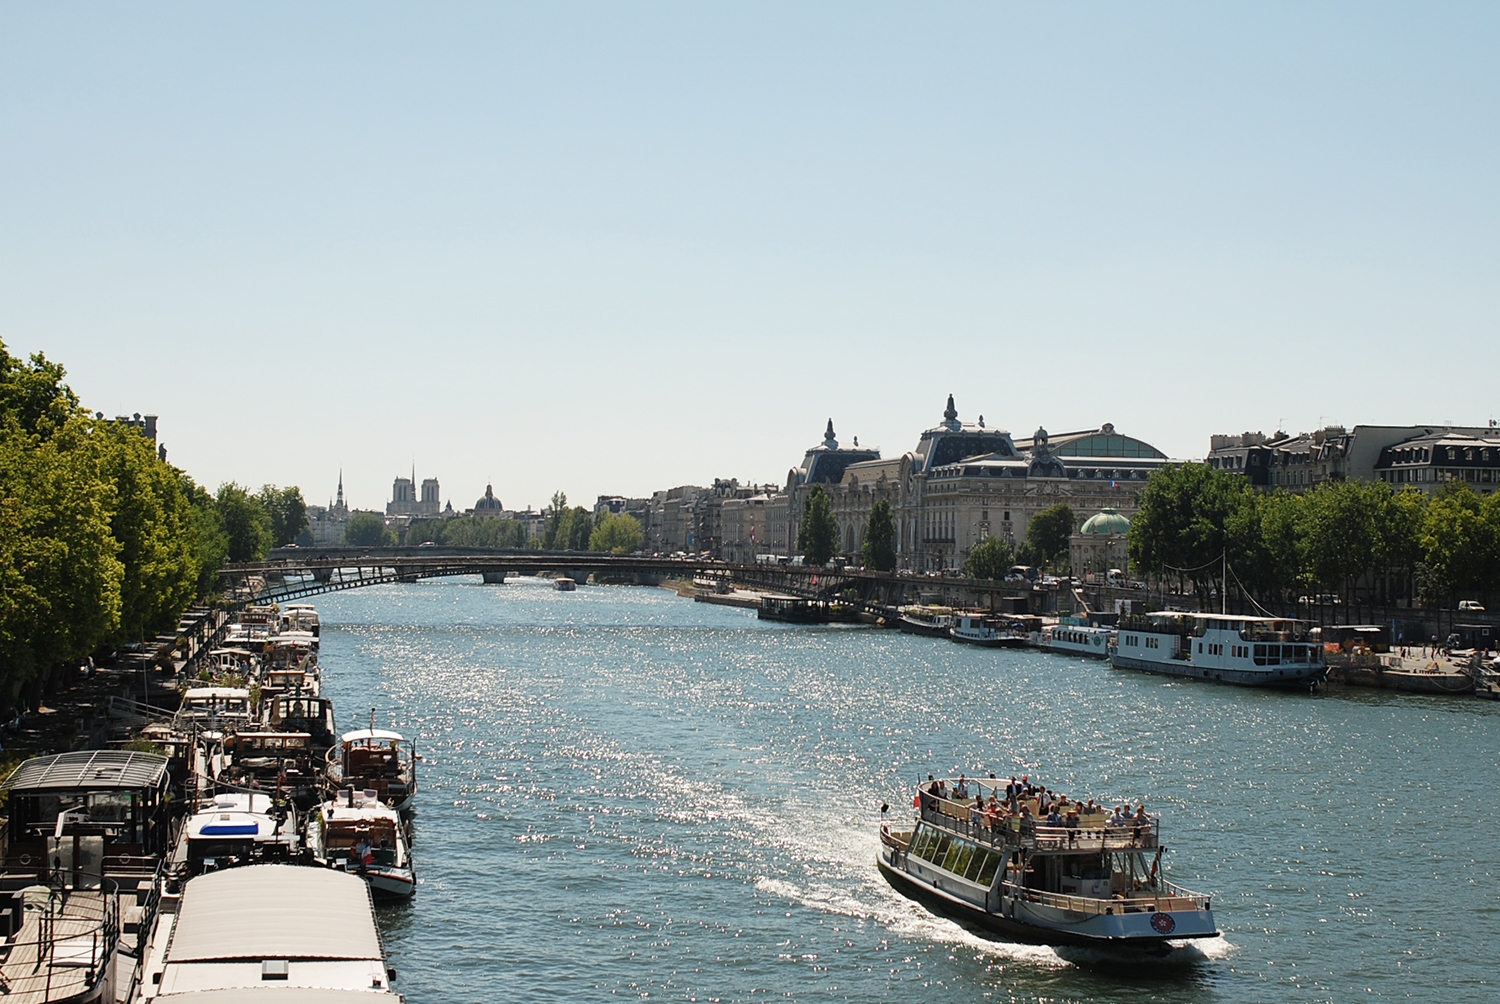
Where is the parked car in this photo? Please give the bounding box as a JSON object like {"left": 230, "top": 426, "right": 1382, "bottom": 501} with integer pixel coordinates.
{"left": 1458, "top": 599, "right": 1486, "bottom": 612}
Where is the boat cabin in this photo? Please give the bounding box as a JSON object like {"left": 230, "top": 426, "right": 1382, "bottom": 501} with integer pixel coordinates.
{"left": 1, "top": 750, "right": 173, "bottom": 882}
{"left": 329, "top": 728, "right": 415, "bottom": 811}
{"left": 176, "top": 687, "right": 253, "bottom": 729}
{"left": 173, "top": 792, "right": 299, "bottom": 880}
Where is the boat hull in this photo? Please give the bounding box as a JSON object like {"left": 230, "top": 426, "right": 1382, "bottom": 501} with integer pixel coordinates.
{"left": 876, "top": 855, "right": 1214, "bottom": 948}
{"left": 1331, "top": 665, "right": 1474, "bottom": 694}
{"left": 950, "top": 633, "right": 1026, "bottom": 648}
{"left": 1110, "top": 652, "right": 1324, "bottom": 688}
{"left": 899, "top": 617, "right": 951, "bottom": 638}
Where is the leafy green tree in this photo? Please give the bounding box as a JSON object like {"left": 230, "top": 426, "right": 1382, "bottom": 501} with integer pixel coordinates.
{"left": 183, "top": 477, "right": 229, "bottom": 595}
{"left": 257, "top": 485, "right": 309, "bottom": 548}
{"left": 100, "top": 421, "right": 199, "bottom": 641}
{"left": 796, "top": 485, "right": 838, "bottom": 565}
{"left": 591, "top": 513, "right": 644, "bottom": 554}
{"left": 1129, "top": 463, "right": 1244, "bottom": 603}
{"left": 1416, "top": 484, "right": 1493, "bottom": 606}
{"left": 0, "top": 417, "right": 124, "bottom": 684}
{"left": 543, "top": 491, "right": 568, "bottom": 549}
{"left": 344, "top": 511, "right": 395, "bottom": 547}
{"left": 565, "top": 507, "right": 593, "bottom": 550}
{"left": 1026, "top": 503, "right": 1075, "bottom": 571}
{"left": 964, "top": 536, "right": 1014, "bottom": 580}
{"left": 0, "top": 340, "right": 79, "bottom": 438}
{"left": 215, "top": 483, "right": 274, "bottom": 561}
{"left": 861, "top": 499, "right": 897, "bottom": 571}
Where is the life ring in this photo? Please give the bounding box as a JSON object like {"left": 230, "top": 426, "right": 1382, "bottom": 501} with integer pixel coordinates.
{"left": 18, "top": 854, "right": 31, "bottom": 866}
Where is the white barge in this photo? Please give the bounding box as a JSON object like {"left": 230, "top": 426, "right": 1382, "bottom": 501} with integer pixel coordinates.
{"left": 1043, "top": 623, "right": 1113, "bottom": 659}
{"left": 879, "top": 777, "right": 1217, "bottom": 948}
{"left": 1110, "top": 612, "right": 1325, "bottom": 688}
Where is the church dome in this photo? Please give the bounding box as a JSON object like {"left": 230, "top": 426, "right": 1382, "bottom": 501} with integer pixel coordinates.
{"left": 474, "top": 484, "right": 504, "bottom": 511}
{"left": 1080, "top": 508, "right": 1130, "bottom": 535}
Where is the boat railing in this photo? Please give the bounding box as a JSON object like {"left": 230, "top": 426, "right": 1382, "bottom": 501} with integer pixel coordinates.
{"left": 999, "top": 880, "right": 1208, "bottom": 916}
{"left": 0, "top": 879, "right": 122, "bottom": 1001}
{"left": 918, "top": 801, "right": 1160, "bottom": 851}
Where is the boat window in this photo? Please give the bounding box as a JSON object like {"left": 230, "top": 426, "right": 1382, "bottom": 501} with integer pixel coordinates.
{"left": 914, "top": 828, "right": 939, "bottom": 860}
{"left": 946, "top": 841, "right": 974, "bottom": 876}
{"left": 965, "top": 849, "right": 992, "bottom": 882}
{"left": 976, "top": 851, "right": 1002, "bottom": 886}
{"left": 929, "top": 834, "right": 951, "bottom": 864}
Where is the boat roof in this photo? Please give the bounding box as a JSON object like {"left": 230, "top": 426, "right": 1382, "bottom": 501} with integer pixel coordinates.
{"left": 3, "top": 750, "right": 169, "bottom": 792}
{"left": 150, "top": 990, "right": 385, "bottom": 1003}
{"left": 184, "top": 687, "right": 251, "bottom": 700}
{"left": 1145, "top": 611, "right": 1302, "bottom": 624}
{"left": 166, "top": 866, "right": 383, "bottom": 962}
{"left": 340, "top": 728, "right": 404, "bottom": 743}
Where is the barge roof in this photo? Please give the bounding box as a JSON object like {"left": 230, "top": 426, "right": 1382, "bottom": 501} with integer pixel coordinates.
{"left": 2, "top": 749, "right": 169, "bottom": 791}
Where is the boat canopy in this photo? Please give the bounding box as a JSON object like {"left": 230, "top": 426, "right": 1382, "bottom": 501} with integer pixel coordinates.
{"left": 340, "top": 728, "right": 405, "bottom": 743}
{"left": 3, "top": 750, "right": 169, "bottom": 792}
{"left": 184, "top": 687, "right": 251, "bottom": 701}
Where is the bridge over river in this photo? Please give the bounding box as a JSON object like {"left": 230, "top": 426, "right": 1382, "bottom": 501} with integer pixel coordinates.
{"left": 221, "top": 546, "right": 1061, "bottom": 621}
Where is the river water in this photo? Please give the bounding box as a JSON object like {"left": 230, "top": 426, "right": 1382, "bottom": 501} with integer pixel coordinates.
{"left": 311, "top": 576, "right": 1497, "bottom": 1004}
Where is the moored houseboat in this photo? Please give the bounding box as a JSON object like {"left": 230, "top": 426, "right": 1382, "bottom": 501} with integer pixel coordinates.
{"left": 950, "top": 613, "right": 1028, "bottom": 648}
{"left": 897, "top": 605, "right": 955, "bottom": 638}
{"left": 878, "top": 776, "right": 1217, "bottom": 948}
{"left": 1110, "top": 612, "right": 1325, "bottom": 688}
{"left": 1043, "top": 623, "right": 1114, "bottom": 659}
{"left": 310, "top": 788, "right": 416, "bottom": 901}
{"left": 170, "top": 791, "right": 301, "bottom": 882}
{"left": 326, "top": 727, "right": 418, "bottom": 814}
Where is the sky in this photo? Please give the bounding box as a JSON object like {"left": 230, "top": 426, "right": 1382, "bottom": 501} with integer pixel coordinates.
{"left": 3, "top": 3, "right": 1497, "bottom": 513}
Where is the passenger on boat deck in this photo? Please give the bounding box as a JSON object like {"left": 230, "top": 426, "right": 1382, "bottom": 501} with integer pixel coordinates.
{"left": 1047, "top": 806, "right": 1063, "bottom": 826}
{"left": 1005, "top": 777, "right": 1021, "bottom": 799}
{"left": 1109, "top": 806, "right": 1127, "bottom": 827}
{"left": 954, "top": 775, "right": 969, "bottom": 799}
{"left": 1133, "top": 805, "right": 1149, "bottom": 828}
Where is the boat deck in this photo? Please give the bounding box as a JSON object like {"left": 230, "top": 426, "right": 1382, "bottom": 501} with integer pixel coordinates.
{"left": 0, "top": 888, "right": 115, "bottom": 1003}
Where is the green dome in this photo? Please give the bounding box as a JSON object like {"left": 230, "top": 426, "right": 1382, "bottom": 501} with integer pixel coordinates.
{"left": 1080, "top": 508, "right": 1130, "bottom": 535}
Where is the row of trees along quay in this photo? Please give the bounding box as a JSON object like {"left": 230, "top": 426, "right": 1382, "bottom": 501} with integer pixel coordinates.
{"left": 0, "top": 339, "right": 310, "bottom": 712}
{"left": 397, "top": 490, "right": 646, "bottom": 554}
{"left": 1127, "top": 463, "right": 1500, "bottom": 619}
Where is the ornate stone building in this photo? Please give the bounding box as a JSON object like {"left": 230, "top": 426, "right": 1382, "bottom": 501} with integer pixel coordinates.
{"left": 782, "top": 396, "right": 1173, "bottom": 571}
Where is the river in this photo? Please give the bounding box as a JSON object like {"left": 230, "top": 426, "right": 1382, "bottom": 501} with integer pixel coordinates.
{"left": 310, "top": 576, "right": 1497, "bottom": 1003}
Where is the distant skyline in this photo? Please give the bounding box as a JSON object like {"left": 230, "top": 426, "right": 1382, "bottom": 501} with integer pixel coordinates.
{"left": 4, "top": 4, "right": 1498, "bottom": 512}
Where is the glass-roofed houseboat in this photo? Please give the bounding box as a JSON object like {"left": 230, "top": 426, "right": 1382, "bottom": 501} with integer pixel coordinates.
{"left": 1110, "top": 612, "right": 1326, "bottom": 688}
{"left": 878, "top": 777, "right": 1217, "bottom": 947}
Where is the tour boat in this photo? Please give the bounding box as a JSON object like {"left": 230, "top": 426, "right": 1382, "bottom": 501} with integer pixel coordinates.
{"left": 898, "top": 605, "right": 955, "bottom": 638}
{"left": 1110, "top": 612, "right": 1325, "bottom": 688}
{"left": 310, "top": 788, "right": 416, "bottom": 900}
{"left": 1043, "top": 624, "right": 1113, "bottom": 659}
{"left": 878, "top": 777, "right": 1218, "bottom": 947}
{"left": 555, "top": 576, "right": 577, "bottom": 591}
{"left": 172, "top": 791, "right": 301, "bottom": 880}
{"left": 326, "top": 726, "right": 417, "bottom": 814}
{"left": 949, "top": 614, "right": 1028, "bottom": 648}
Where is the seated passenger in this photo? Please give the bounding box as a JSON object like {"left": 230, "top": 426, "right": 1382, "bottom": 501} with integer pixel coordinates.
{"left": 954, "top": 775, "right": 969, "bottom": 800}
{"left": 1046, "top": 806, "right": 1063, "bottom": 826}
{"left": 1109, "top": 806, "right": 1127, "bottom": 827}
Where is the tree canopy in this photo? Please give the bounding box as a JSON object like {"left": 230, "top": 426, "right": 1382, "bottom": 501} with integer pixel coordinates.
{"left": 344, "top": 511, "right": 396, "bottom": 547}
{"left": 1025, "top": 503, "right": 1075, "bottom": 570}
{"left": 797, "top": 486, "right": 838, "bottom": 566}
{"left": 258, "top": 485, "right": 309, "bottom": 548}
{"left": 861, "top": 499, "right": 897, "bottom": 572}
{"left": 963, "top": 536, "right": 1014, "bottom": 580}
{"left": 591, "top": 513, "right": 644, "bottom": 554}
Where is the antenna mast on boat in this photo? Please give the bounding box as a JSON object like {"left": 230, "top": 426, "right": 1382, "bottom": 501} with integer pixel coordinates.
{"left": 1221, "top": 549, "right": 1227, "bottom": 616}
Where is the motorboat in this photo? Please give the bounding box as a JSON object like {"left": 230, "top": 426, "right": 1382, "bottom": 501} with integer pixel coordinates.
{"left": 326, "top": 726, "right": 417, "bottom": 814}
{"left": 171, "top": 791, "right": 301, "bottom": 881}
{"left": 310, "top": 788, "right": 416, "bottom": 901}
{"left": 1043, "top": 623, "right": 1113, "bottom": 659}
{"left": 878, "top": 776, "right": 1218, "bottom": 947}
{"left": 1110, "top": 612, "right": 1325, "bottom": 688}
{"left": 555, "top": 576, "right": 578, "bottom": 591}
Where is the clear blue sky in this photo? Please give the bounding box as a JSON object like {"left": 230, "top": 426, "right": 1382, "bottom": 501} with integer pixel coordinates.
{"left": 4, "top": 4, "right": 1496, "bottom": 512}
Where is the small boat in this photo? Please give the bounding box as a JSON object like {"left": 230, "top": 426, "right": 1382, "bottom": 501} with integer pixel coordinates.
{"left": 326, "top": 725, "right": 417, "bottom": 814}
{"left": 310, "top": 787, "right": 416, "bottom": 900}
{"left": 897, "top": 605, "right": 955, "bottom": 638}
{"left": 1332, "top": 655, "right": 1476, "bottom": 694}
{"left": 555, "top": 576, "right": 577, "bottom": 591}
{"left": 172, "top": 791, "right": 301, "bottom": 880}
{"left": 1043, "top": 623, "right": 1113, "bottom": 659}
{"left": 879, "top": 776, "right": 1218, "bottom": 947}
{"left": 950, "top": 613, "right": 1028, "bottom": 648}
{"left": 1111, "top": 612, "right": 1325, "bottom": 688}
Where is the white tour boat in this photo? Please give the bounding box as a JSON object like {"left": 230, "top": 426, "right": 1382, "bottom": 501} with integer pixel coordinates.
{"left": 311, "top": 788, "right": 416, "bottom": 900}
{"left": 1110, "top": 612, "right": 1325, "bottom": 688}
{"left": 1044, "top": 623, "right": 1113, "bottom": 659}
{"left": 879, "top": 777, "right": 1218, "bottom": 948}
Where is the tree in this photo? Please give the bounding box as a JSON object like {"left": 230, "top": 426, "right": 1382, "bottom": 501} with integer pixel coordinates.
{"left": 1026, "top": 503, "right": 1075, "bottom": 570}
{"left": 0, "top": 416, "right": 123, "bottom": 686}
{"left": 796, "top": 485, "right": 838, "bottom": 565}
{"left": 1129, "top": 463, "right": 1244, "bottom": 603}
{"left": 257, "top": 485, "right": 309, "bottom": 548}
{"left": 543, "top": 491, "right": 568, "bottom": 549}
{"left": 591, "top": 513, "right": 644, "bottom": 554}
{"left": 0, "top": 340, "right": 79, "bottom": 439}
{"left": 964, "top": 536, "right": 1014, "bottom": 580}
{"left": 99, "top": 421, "right": 199, "bottom": 642}
{"left": 344, "top": 511, "right": 395, "bottom": 547}
{"left": 566, "top": 507, "right": 593, "bottom": 551}
{"left": 215, "top": 483, "right": 273, "bottom": 561}
{"left": 861, "top": 499, "right": 897, "bottom": 572}
{"left": 183, "top": 477, "right": 228, "bottom": 595}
